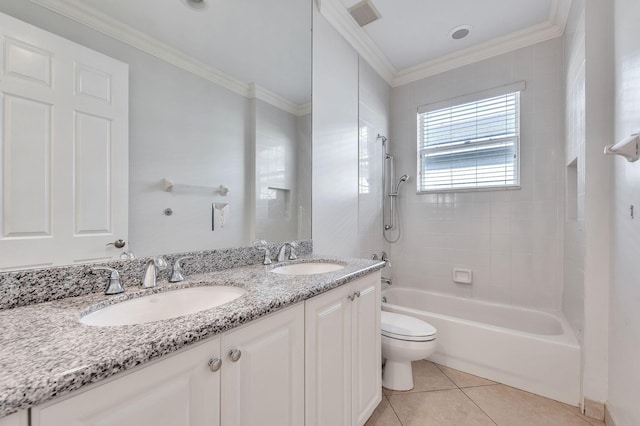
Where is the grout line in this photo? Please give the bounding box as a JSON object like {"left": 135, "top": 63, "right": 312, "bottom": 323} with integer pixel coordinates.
{"left": 384, "top": 386, "right": 459, "bottom": 396}
{"left": 434, "top": 362, "right": 498, "bottom": 389}
{"left": 458, "top": 383, "right": 502, "bottom": 389}
{"left": 383, "top": 394, "right": 405, "bottom": 426}
{"left": 434, "top": 363, "right": 457, "bottom": 385}
{"left": 460, "top": 387, "right": 499, "bottom": 426}
{"left": 555, "top": 400, "right": 601, "bottom": 426}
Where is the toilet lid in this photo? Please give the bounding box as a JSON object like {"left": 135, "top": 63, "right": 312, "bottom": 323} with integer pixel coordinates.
{"left": 381, "top": 311, "right": 437, "bottom": 341}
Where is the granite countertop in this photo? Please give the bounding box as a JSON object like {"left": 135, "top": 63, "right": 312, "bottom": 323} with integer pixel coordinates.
{"left": 0, "top": 257, "right": 384, "bottom": 418}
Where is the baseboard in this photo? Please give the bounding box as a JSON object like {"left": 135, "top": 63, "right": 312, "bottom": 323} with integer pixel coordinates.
{"left": 605, "top": 404, "right": 617, "bottom": 426}
{"left": 584, "top": 398, "right": 605, "bottom": 421}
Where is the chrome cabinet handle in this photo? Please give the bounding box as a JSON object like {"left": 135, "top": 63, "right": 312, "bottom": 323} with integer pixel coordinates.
{"left": 228, "top": 349, "right": 242, "bottom": 362}
{"left": 347, "top": 291, "right": 361, "bottom": 301}
{"left": 208, "top": 357, "right": 222, "bottom": 372}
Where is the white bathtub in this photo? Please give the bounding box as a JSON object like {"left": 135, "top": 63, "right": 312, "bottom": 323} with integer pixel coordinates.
{"left": 382, "top": 287, "right": 581, "bottom": 405}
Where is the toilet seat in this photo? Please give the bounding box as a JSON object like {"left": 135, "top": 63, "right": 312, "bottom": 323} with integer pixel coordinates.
{"left": 381, "top": 311, "right": 437, "bottom": 342}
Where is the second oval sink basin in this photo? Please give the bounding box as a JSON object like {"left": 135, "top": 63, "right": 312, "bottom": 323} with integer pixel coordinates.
{"left": 270, "top": 262, "right": 345, "bottom": 275}
{"left": 80, "top": 286, "right": 246, "bottom": 327}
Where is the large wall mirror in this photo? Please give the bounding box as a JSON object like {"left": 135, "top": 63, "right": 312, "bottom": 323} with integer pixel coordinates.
{"left": 0, "top": 0, "right": 312, "bottom": 270}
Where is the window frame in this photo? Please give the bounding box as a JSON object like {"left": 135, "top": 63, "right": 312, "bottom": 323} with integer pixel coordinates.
{"left": 416, "top": 81, "right": 525, "bottom": 194}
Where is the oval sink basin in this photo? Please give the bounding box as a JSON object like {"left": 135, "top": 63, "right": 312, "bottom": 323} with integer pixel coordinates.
{"left": 80, "top": 286, "right": 246, "bottom": 327}
{"left": 270, "top": 262, "right": 345, "bottom": 275}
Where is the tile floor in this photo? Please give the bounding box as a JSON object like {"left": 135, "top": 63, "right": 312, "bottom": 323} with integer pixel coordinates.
{"left": 366, "top": 360, "right": 605, "bottom": 426}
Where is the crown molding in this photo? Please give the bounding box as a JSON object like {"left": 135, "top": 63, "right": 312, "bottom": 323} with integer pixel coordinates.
{"left": 318, "top": 0, "right": 572, "bottom": 88}
{"left": 550, "top": 0, "right": 573, "bottom": 33}
{"left": 29, "top": 0, "right": 309, "bottom": 116}
{"left": 393, "top": 21, "right": 564, "bottom": 87}
{"left": 317, "top": 0, "right": 396, "bottom": 85}
{"left": 249, "top": 83, "right": 311, "bottom": 116}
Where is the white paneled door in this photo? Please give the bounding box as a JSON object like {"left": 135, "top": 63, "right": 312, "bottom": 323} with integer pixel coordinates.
{"left": 0, "top": 12, "right": 128, "bottom": 270}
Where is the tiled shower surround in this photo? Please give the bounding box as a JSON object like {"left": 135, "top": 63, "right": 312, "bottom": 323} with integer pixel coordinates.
{"left": 389, "top": 38, "right": 565, "bottom": 311}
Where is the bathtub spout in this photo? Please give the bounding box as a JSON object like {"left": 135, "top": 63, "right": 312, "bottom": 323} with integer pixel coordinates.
{"left": 381, "top": 277, "right": 392, "bottom": 286}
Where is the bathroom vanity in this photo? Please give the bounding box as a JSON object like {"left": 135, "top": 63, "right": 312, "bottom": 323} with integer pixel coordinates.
{"left": 0, "top": 257, "right": 382, "bottom": 426}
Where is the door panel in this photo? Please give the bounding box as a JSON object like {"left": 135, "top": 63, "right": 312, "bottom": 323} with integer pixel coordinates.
{"left": 221, "top": 304, "right": 304, "bottom": 426}
{"left": 352, "top": 274, "right": 381, "bottom": 426}
{"left": 305, "top": 284, "right": 353, "bottom": 426}
{"left": 33, "top": 338, "right": 221, "bottom": 426}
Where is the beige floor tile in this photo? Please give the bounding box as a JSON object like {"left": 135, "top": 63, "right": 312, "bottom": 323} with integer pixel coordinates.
{"left": 560, "top": 403, "right": 606, "bottom": 426}
{"left": 388, "top": 388, "right": 495, "bottom": 426}
{"left": 365, "top": 396, "right": 402, "bottom": 426}
{"left": 463, "top": 384, "right": 592, "bottom": 426}
{"left": 436, "top": 364, "right": 497, "bottom": 388}
{"left": 384, "top": 360, "right": 457, "bottom": 395}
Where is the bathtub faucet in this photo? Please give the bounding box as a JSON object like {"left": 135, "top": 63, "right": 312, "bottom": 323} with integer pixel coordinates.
{"left": 381, "top": 277, "right": 392, "bottom": 286}
{"left": 371, "top": 252, "right": 390, "bottom": 267}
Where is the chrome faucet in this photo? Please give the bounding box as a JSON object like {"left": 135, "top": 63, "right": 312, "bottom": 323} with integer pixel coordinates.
{"left": 142, "top": 256, "right": 168, "bottom": 288}
{"left": 277, "top": 242, "right": 297, "bottom": 262}
{"left": 252, "top": 240, "right": 272, "bottom": 265}
{"left": 169, "top": 256, "right": 193, "bottom": 283}
{"left": 381, "top": 277, "right": 392, "bottom": 286}
{"left": 93, "top": 267, "right": 125, "bottom": 295}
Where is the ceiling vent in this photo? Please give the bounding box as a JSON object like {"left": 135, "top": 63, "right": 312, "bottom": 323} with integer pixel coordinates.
{"left": 348, "top": 0, "right": 381, "bottom": 27}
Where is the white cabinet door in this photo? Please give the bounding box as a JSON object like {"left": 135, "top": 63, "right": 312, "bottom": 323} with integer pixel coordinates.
{"left": 305, "top": 272, "right": 381, "bottom": 426}
{"left": 0, "top": 411, "right": 27, "bottom": 426}
{"left": 0, "top": 12, "right": 128, "bottom": 270}
{"left": 305, "top": 283, "right": 353, "bottom": 426}
{"left": 32, "top": 338, "right": 221, "bottom": 426}
{"left": 351, "top": 274, "right": 382, "bottom": 426}
{"left": 221, "top": 304, "right": 304, "bottom": 426}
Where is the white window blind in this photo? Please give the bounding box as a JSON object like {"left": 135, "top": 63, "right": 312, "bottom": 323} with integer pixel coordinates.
{"left": 417, "top": 83, "right": 523, "bottom": 192}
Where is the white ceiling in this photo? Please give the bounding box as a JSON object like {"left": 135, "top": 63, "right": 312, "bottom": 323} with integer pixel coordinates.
{"left": 339, "top": 0, "right": 554, "bottom": 70}
{"left": 32, "top": 0, "right": 570, "bottom": 98}
{"left": 327, "top": 0, "right": 571, "bottom": 86}
{"left": 40, "top": 0, "right": 312, "bottom": 106}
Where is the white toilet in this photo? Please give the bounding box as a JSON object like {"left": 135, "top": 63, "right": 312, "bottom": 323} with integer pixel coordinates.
{"left": 381, "top": 311, "right": 437, "bottom": 391}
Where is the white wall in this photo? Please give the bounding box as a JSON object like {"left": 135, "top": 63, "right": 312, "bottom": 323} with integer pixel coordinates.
{"left": 312, "top": 4, "right": 359, "bottom": 257}
{"left": 0, "top": 2, "right": 252, "bottom": 256}
{"left": 609, "top": 0, "right": 640, "bottom": 424}
{"left": 563, "top": 0, "right": 586, "bottom": 344}
{"left": 581, "top": 0, "right": 613, "bottom": 410}
{"left": 389, "top": 39, "right": 565, "bottom": 311}
{"left": 254, "top": 100, "right": 305, "bottom": 242}
{"left": 297, "top": 114, "right": 312, "bottom": 240}
{"left": 358, "top": 59, "right": 390, "bottom": 259}
{"left": 565, "top": 0, "right": 613, "bottom": 414}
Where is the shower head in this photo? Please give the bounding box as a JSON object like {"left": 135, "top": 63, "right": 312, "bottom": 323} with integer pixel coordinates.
{"left": 392, "top": 174, "right": 410, "bottom": 194}
{"left": 377, "top": 134, "right": 388, "bottom": 143}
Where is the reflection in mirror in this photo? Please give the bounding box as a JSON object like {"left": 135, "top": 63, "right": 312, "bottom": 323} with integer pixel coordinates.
{"left": 0, "top": 0, "right": 311, "bottom": 270}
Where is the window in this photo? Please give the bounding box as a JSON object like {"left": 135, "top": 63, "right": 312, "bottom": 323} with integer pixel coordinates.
{"left": 417, "top": 82, "right": 524, "bottom": 192}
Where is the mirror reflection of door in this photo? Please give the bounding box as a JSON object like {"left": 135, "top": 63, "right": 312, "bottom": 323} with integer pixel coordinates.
{"left": 0, "top": 13, "right": 128, "bottom": 270}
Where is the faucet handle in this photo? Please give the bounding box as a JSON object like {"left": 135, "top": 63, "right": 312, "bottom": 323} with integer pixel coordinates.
{"left": 252, "top": 240, "right": 272, "bottom": 265}
{"left": 92, "top": 267, "right": 125, "bottom": 295}
{"left": 288, "top": 242, "right": 297, "bottom": 260}
{"left": 170, "top": 256, "right": 193, "bottom": 282}
{"left": 154, "top": 256, "right": 168, "bottom": 270}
